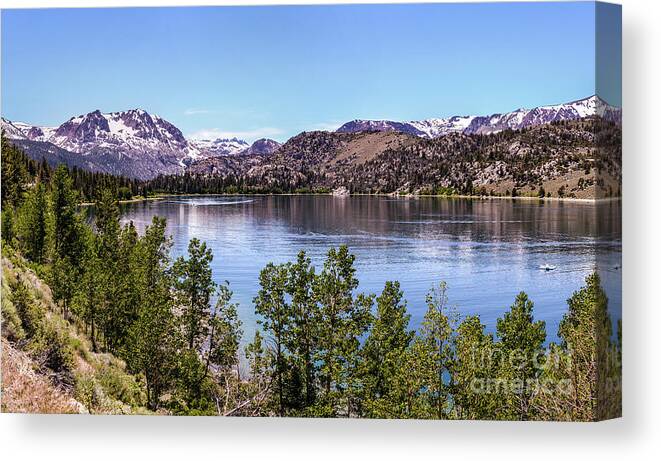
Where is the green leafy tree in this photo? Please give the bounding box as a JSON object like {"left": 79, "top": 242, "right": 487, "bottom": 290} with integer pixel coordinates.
{"left": 207, "top": 282, "right": 243, "bottom": 376}
{"left": 242, "top": 331, "right": 273, "bottom": 416}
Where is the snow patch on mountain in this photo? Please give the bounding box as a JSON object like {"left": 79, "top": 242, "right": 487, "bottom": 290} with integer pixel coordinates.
{"left": 337, "top": 95, "right": 621, "bottom": 138}
{"left": 190, "top": 137, "right": 250, "bottom": 157}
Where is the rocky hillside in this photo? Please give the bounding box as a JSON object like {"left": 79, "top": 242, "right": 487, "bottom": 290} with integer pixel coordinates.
{"left": 1, "top": 253, "right": 153, "bottom": 414}
{"left": 186, "top": 118, "right": 621, "bottom": 199}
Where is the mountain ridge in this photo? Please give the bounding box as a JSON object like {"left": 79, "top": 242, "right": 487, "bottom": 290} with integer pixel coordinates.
{"left": 2, "top": 109, "right": 281, "bottom": 179}
{"left": 2, "top": 95, "right": 620, "bottom": 179}
{"left": 337, "top": 95, "right": 621, "bottom": 138}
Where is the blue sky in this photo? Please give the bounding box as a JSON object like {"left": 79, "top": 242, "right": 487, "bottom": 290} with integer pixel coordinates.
{"left": 1, "top": 2, "right": 620, "bottom": 142}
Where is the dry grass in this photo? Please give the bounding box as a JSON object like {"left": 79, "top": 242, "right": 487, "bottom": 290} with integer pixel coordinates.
{"left": 331, "top": 131, "right": 415, "bottom": 166}
{"left": 1, "top": 338, "right": 82, "bottom": 414}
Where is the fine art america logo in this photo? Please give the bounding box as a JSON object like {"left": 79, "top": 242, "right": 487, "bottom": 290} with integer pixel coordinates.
{"left": 465, "top": 346, "right": 622, "bottom": 396}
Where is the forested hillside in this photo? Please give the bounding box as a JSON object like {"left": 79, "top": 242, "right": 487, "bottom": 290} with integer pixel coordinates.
{"left": 2, "top": 141, "right": 621, "bottom": 419}
{"left": 173, "top": 118, "right": 621, "bottom": 199}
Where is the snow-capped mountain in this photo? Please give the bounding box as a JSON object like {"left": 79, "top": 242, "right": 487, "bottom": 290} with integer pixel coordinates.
{"left": 49, "top": 109, "right": 198, "bottom": 160}
{"left": 2, "top": 109, "right": 202, "bottom": 179}
{"left": 2, "top": 110, "right": 280, "bottom": 179}
{"left": 409, "top": 115, "right": 477, "bottom": 138}
{"left": 1, "top": 118, "right": 57, "bottom": 142}
{"left": 190, "top": 137, "right": 250, "bottom": 157}
{"left": 337, "top": 95, "right": 621, "bottom": 138}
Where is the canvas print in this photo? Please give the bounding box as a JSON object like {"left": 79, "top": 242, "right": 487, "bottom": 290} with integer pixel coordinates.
{"left": 0, "top": 2, "right": 621, "bottom": 420}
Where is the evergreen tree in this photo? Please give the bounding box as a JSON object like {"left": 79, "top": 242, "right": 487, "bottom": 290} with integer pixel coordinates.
{"left": 72, "top": 228, "right": 103, "bottom": 351}
{"left": 16, "top": 182, "right": 50, "bottom": 263}
{"left": 413, "top": 281, "right": 457, "bottom": 419}
{"left": 254, "top": 262, "right": 290, "bottom": 416}
{"left": 557, "top": 273, "right": 619, "bottom": 421}
{"left": 312, "top": 245, "right": 372, "bottom": 416}
{"left": 113, "top": 222, "right": 141, "bottom": 350}
{"left": 94, "top": 189, "right": 123, "bottom": 351}
{"left": 286, "top": 250, "right": 318, "bottom": 408}
{"left": 1, "top": 134, "right": 29, "bottom": 209}
{"left": 452, "top": 315, "right": 499, "bottom": 419}
{"left": 125, "top": 217, "right": 179, "bottom": 410}
{"left": 362, "top": 281, "right": 414, "bottom": 417}
{"left": 495, "top": 292, "right": 546, "bottom": 420}
{"left": 51, "top": 165, "right": 85, "bottom": 264}
{"left": 173, "top": 238, "right": 217, "bottom": 351}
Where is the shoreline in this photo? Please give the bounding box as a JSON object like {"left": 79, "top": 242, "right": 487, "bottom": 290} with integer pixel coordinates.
{"left": 79, "top": 195, "right": 167, "bottom": 207}
{"left": 127, "top": 192, "right": 620, "bottom": 204}
{"left": 79, "top": 191, "right": 621, "bottom": 207}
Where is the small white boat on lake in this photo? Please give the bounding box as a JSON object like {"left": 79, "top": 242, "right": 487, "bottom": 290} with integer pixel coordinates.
{"left": 539, "top": 264, "right": 557, "bottom": 271}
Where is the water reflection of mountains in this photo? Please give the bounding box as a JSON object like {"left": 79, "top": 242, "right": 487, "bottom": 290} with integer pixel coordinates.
{"left": 123, "top": 195, "right": 621, "bottom": 246}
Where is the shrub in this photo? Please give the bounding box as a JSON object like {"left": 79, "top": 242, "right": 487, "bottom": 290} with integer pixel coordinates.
{"left": 11, "top": 277, "right": 45, "bottom": 338}
{"left": 1, "top": 274, "right": 25, "bottom": 341}
{"left": 95, "top": 358, "right": 147, "bottom": 408}
{"left": 28, "top": 317, "right": 76, "bottom": 385}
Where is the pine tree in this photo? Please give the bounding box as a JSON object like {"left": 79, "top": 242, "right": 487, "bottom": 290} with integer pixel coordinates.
{"left": 1, "top": 134, "right": 29, "bottom": 209}
{"left": 557, "top": 273, "right": 619, "bottom": 420}
{"left": 125, "top": 217, "right": 179, "bottom": 410}
{"left": 413, "top": 281, "right": 457, "bottom": 419}
{"left": 361, "top": 281, "right": 414, "bottom": 417}
{"left": 312, "top": 245, "right": 372, "bottom": 416}
{"left": 94, "top": 189, "right": 123, "bottom": 351}
{"left": 452, "top": 315, "right": 499, "bottom": 419}
{"left": 173, "top": 238, "right": 217, "bottom": 351}
{"left": 495, "top": 292, "right": 546, "bottom": 420}
{"left": 51, "top": 165, "right": 85, "bottom": 263}
{"left": 286, "top": 250, "right": 318, "bottom": 408}
{"left": 113, "top": 222, "right": 141, "bottom": 350}
{"left": 17, "top": 182, "right": 50, "bottom": 263}
{"left": 254, "top": 262, "right": 290, "bottom": 416}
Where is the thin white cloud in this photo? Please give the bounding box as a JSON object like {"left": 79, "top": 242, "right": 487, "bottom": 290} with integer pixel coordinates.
{"left": 188, "top": 127, "right": 284, "bottom": 143}
{"left": 184, "top": 108, "right": 214, "bottom": 116}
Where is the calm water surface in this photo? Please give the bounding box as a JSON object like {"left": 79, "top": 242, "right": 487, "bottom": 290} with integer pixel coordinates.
{"left": 120, "top": 195, "right": 622, "bottom": 344}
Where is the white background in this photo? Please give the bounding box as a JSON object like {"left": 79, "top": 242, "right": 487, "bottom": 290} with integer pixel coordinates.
{"left": 0, "top": 0, "right": 659, "bottom": 459}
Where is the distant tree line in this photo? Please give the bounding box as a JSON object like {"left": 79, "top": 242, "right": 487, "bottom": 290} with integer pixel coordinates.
{"left": 1, "top": 134, "right": 147, "bottom": 205}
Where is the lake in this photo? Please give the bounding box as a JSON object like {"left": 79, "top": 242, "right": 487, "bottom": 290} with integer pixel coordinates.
{"left": 120, "top": 195, "right": 622, "bottom": 345}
